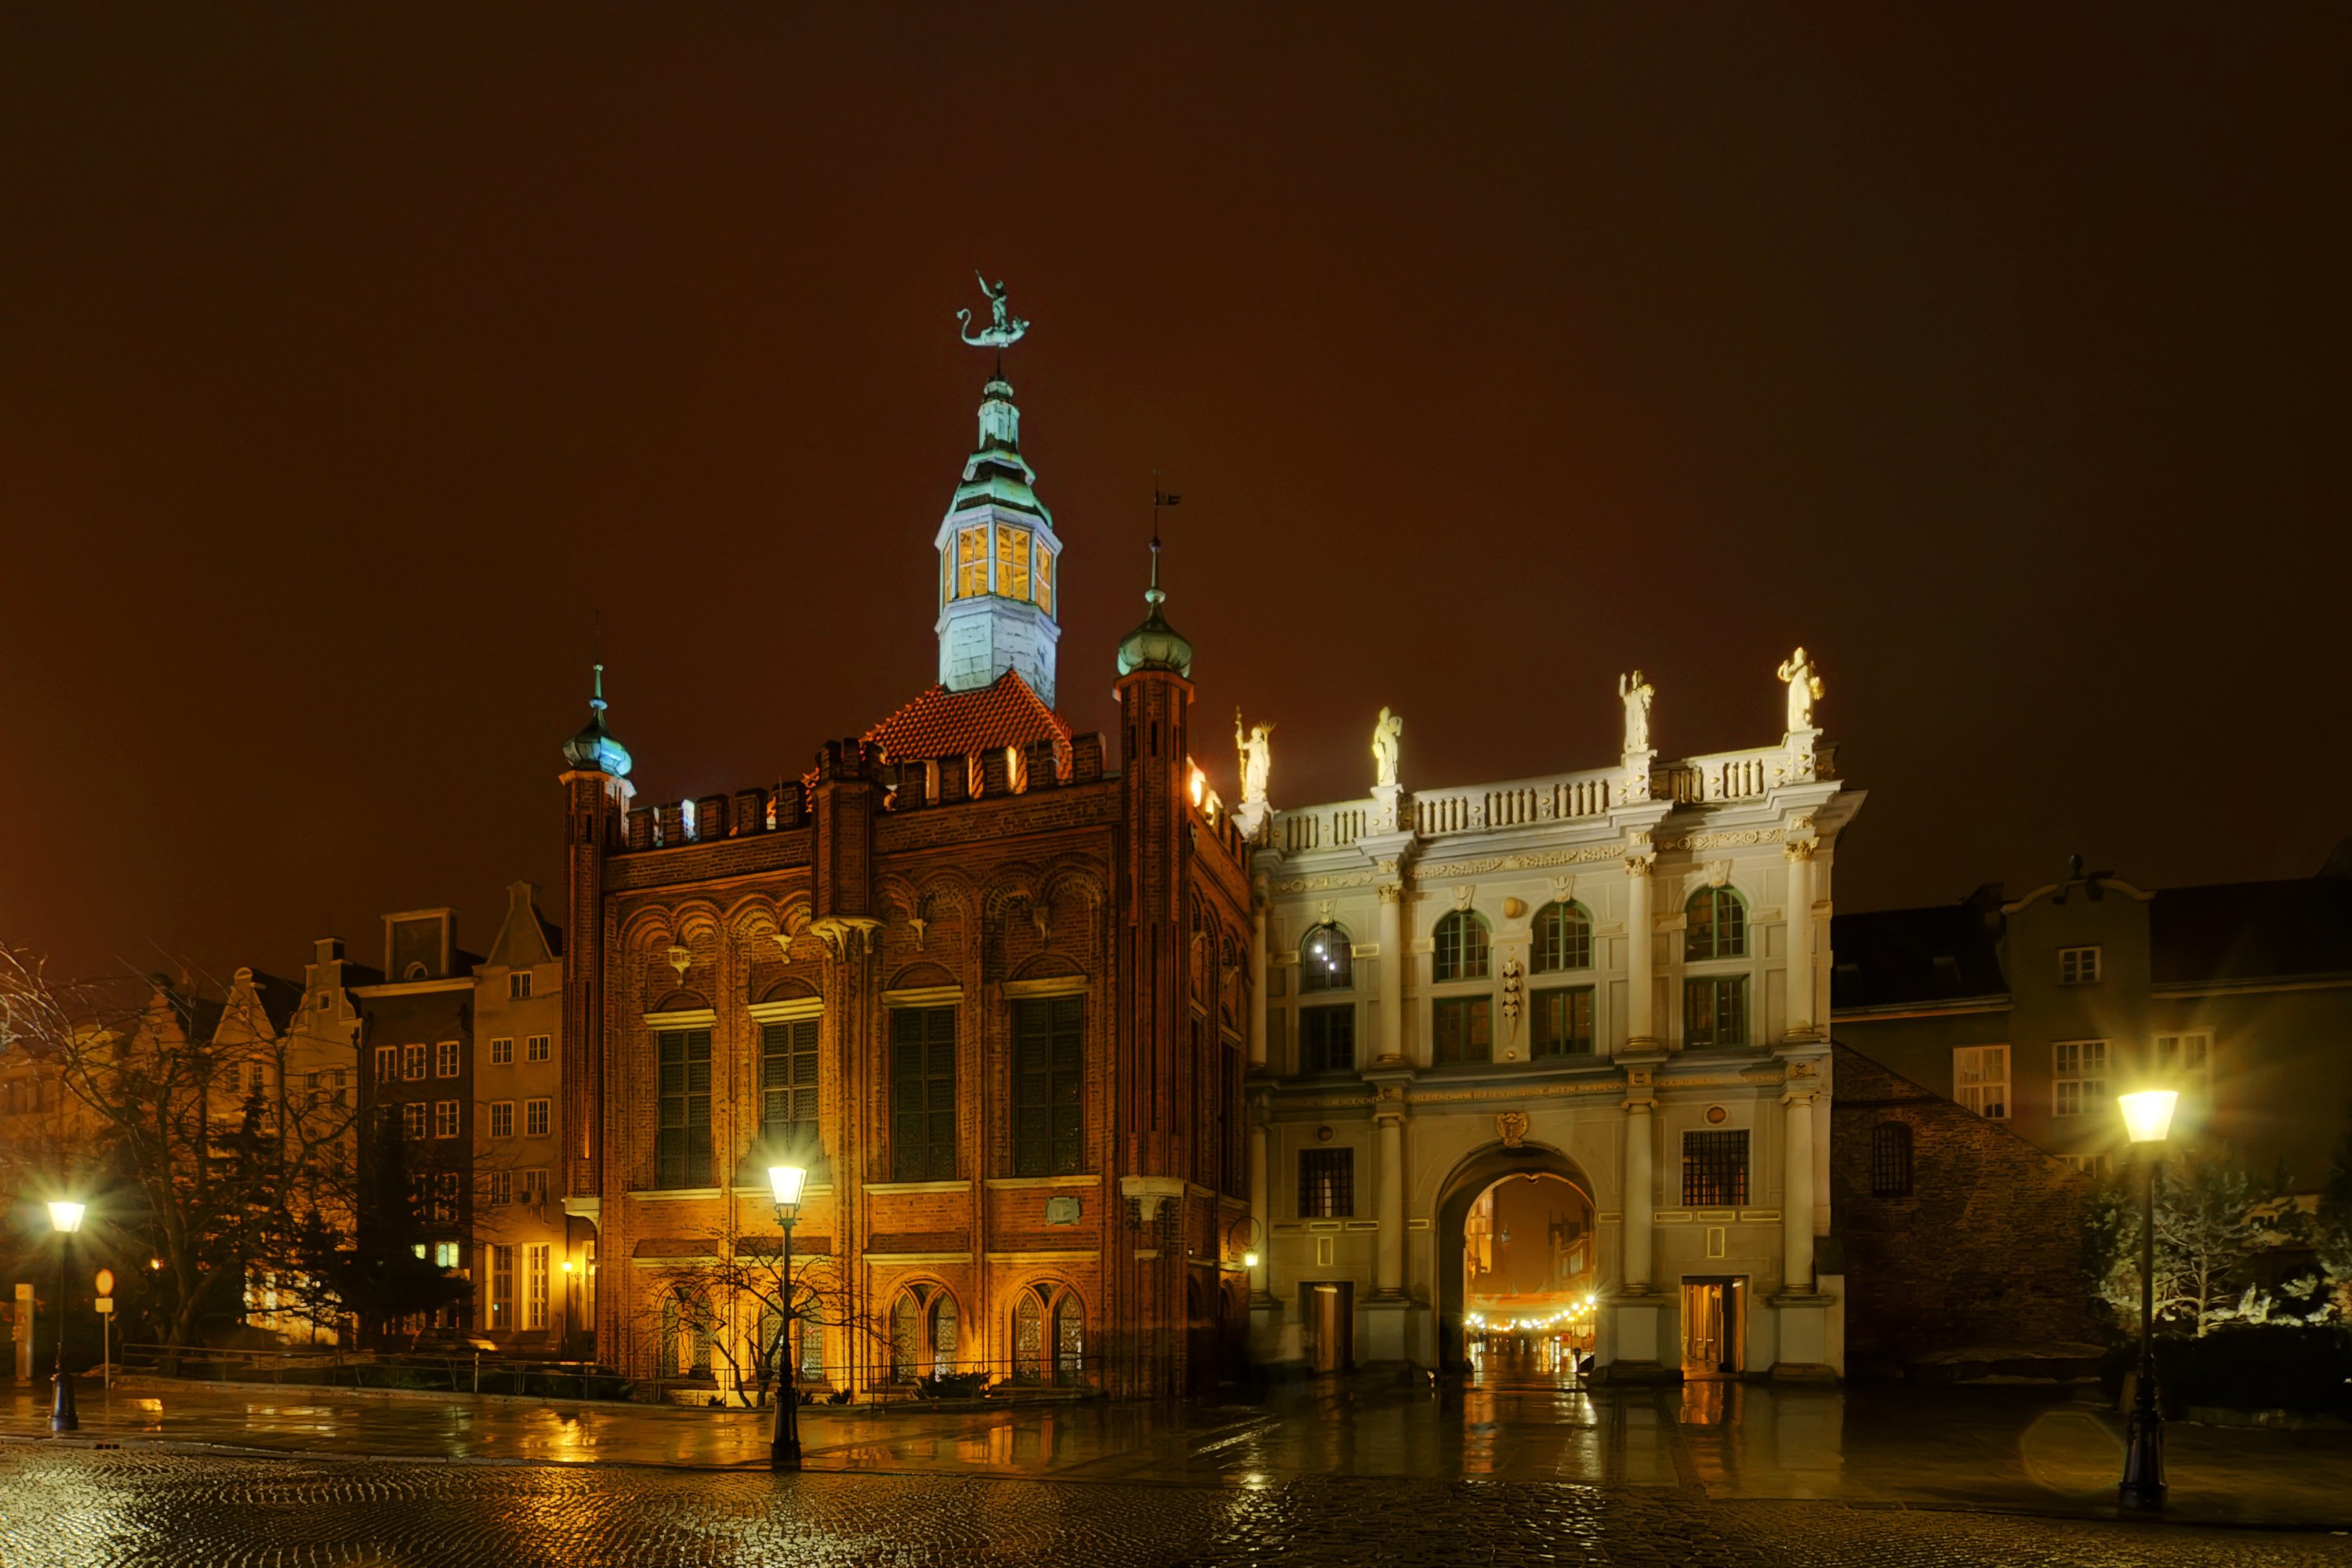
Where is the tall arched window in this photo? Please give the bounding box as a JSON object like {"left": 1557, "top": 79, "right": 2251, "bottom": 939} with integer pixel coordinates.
{"left": 1871, "top": 1122, "right": 1915, "bottom": 1198}
{"left": 1299, "top": 924, "right": 1352, "bottom": 993}
{"left": 1433, "top": 910, "right": 1490, "bottom": 982}
{"left": 891, "top": 1291, "right": 921, "bottom": 1383}
{"left": 1685, "top": 887, "right": 1748, "bottom": 961}
{"left": 931, "top": 1293, "right": 960, "bottom": 1378}
{"left": 1013, "top": 1283, "right": 1086, "bottom": 1387}
{"left": 659, "top": 1288, "right": 713, "bottom": 1381}
{"left": 1531, "top": 902, "right": 1592, "bottom": 973}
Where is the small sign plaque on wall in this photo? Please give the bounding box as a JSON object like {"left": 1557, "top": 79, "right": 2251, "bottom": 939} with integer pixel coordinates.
{"left": 1044, "top": 1196, "right": 1082, "bottom": 1226}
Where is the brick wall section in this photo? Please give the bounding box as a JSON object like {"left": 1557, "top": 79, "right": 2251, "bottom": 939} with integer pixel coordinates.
{"left": 1829, "top": 1044, "right": 2104, "bottom": 1363}
{"left": 578, "top": 705, "right": 1254, "bottom": 1398}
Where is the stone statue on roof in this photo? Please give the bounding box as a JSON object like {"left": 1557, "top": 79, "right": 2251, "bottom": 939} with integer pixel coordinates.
{"left": 1618, "top": 670, "right": 1654, "bottom": 755}
{"left": 1236, "top": 710, "right": 1273, "bottom": 808}
{"left": 1371, "top": 706, "right": 1403, "bottom": 790}
{"left": 1777, "top": 647, "right": 1824, "bottom": 733}
{"left": 959, "top": 271, "right": 1029, "bottom": 350}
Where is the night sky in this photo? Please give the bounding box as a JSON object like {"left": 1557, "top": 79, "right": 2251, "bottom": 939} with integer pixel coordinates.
{"left": 4, "top": 9, "right": 2344, "bottom": 982}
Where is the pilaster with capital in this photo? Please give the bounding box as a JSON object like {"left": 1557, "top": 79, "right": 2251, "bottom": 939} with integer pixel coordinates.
{"left": 1617, "top": 1055, "right": 1661, "bottom": 1292}
{"left": 1247, "top": 883, "right": 1270, "bottom": 1072}
{"left": 1782, "top": 820, "right": 1822, "bottom": 1041}
{"left": 1370, "top": 1080, "right": 1409, "bottom": 1298}
{"left": 1773, "top": 1047, "right": 1827, "bottom": 1294}
{"left": 1623, "top": 837, "right": 1659, "bottom": 1051}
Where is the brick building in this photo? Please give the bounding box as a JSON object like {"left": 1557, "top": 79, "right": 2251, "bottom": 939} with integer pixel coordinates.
{"left": 1827, "top": 1044, "right": 2101, "bottom": 1370}
{"left": 561, "top": 357, "right": 1256, "bottom": 1399}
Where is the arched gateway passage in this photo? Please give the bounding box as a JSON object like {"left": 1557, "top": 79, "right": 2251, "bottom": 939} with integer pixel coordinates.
{"left": 1437, "top": 1143, "right": 1599, "bottom": 1379}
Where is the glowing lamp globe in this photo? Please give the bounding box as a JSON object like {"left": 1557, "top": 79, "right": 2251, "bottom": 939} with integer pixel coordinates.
{"left": 768, "top": 1164, "right": 809, "bottom": 1210}
{"left": 2118, "top": 1090, "right": 2179, "bottom": 1145}
{"left": 47, "top": 1201, "right": 85, "bottom": 1235}
{"left": 1243, "top": 1249, "right": 1260, "bottom": 1270}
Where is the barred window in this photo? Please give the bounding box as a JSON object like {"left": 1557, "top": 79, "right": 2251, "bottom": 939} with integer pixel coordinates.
{"left": 1011, "top": 996, "right": 1083, "bottom": 1177}
{"left": 1684, "top": 976, "right": 1748, "bottom": 1049}
{"left": 1531, "top": 902, "right": 1592, "bottom": 973}
{"left": 1300, "top": 1005, "right": 1355, "bottom": 1074}
{"left": 1681, "top": 1129, "right": 1749, "bottom": 1207}
{"left": 761, "top": 1019, "right": 820, "bottom": 1152}
{"left": 1299, "top": 924, "right": 1352, "bottom": 993}
{"left": 1433, "top": 911, "right": 1490, "bottom": 982}
{"left": 1299, "top": 1148, "right": 1355, "bottom": 1218}
{"left": 1432, "top": 996, "right": 1492, "bottom": 1065}
{"left": 1870, "top": 1123, "right": 1914, "bottom": 1198}
{"left": 1685, "top": 888, "right": 1748, "bottom": 961}
{"left": 655, "top": 1028, "right": 713, "bottom": 1188}
{"left": 891, "top": 1007, "right": 956, "bottom": 1181}
{"left": 1531, "top": 986, "right": 1594, "bottom": 1057}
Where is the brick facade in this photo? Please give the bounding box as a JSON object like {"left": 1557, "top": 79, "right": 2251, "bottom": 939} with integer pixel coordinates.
{"left": 1828, "top": 1043, "right": 2103, "bottom": 1367}
{"left": 567, "top": 673, "right": 1256, "bottom": 1399}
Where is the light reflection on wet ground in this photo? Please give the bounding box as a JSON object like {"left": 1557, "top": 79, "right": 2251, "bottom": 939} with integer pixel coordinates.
{"left": 4, "top": 1371, "right": 2347, "bottom": 1526}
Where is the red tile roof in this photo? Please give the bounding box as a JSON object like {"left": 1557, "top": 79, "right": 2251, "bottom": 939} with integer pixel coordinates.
{"left": 862, "top": 671, "right": 1071, "bottom": 766}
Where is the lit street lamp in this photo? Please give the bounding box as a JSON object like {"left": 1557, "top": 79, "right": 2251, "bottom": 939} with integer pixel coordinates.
{"left": 2117, "top": 1088, "right": 2178, "bottom": 1511}
{"left": 768, "top": 1163, "right": 808, "bottom": 1472}
{"left": 47, "top": 1200, "right": 85, "bottom": 1433}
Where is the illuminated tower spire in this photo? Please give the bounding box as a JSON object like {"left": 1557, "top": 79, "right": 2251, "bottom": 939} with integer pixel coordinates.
{"left": 935, "top": 277, "right": 1062, "bottom": 706}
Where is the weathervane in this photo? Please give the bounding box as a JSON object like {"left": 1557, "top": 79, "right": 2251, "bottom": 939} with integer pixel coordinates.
{"left": 957, "top": 270, "right": 1029, "bottom": 349}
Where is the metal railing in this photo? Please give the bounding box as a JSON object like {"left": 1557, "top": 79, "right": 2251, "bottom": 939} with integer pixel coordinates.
{"left": 118, "top": 1341, "right": 633, "bottom": 1402}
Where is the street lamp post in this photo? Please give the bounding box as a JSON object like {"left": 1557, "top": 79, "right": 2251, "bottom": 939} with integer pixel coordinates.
{"left": 767, "top": 1163, "right": 808, "bottom": 1472}
{"left": 47, "top": 1201, "right": 85, "bottom": 1433}
{"left": 2117, "top": 1088, "right": 2178, "bottom": 1511}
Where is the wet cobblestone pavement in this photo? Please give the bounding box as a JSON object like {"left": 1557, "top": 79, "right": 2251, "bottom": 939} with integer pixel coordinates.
{"left": 2, "top": 1446, "right": 2349, "bottom": 1567}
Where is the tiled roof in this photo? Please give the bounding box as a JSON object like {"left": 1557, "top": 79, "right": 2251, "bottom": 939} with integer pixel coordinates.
{"left": 2151, "top": 874, "right": 2352, "bottom": 984}
{"left": 862, "top": 671, "right": 1070, "bottom": 766}
{"left": 1831, "top": 897, "right": 2009, "bottom": 1011}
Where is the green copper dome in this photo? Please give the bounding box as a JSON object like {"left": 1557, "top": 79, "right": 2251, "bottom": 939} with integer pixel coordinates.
{"left": 561, "top": 663, "right": 634, "bottom": 776}
{"left": 1116, "top": 541, "right": 1192, "bottom": 678}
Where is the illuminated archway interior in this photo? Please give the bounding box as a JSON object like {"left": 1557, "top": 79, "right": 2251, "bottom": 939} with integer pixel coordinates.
{"left": 1462, "top": 1171, "right": 1598, "bottom": 1376}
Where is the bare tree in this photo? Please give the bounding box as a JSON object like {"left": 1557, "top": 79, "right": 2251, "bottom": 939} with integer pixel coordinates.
{"left": 2095, "top": 1148, "right": 2303, "bottom": 1338}
{"left": 639, "top": 1225, "right": 891, "bottom": 1408}
{"left": 0, "top": 949, "right": 365, "bottom": 1348}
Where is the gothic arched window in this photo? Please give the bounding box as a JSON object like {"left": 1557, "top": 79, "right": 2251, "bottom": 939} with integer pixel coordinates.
{"left": 1299, "top": 924, "right": 1352, "bottom": 993}
{"left": 1685, "top": 887, "right": 1748, "bottom": 961}
{"left": 1531, "top": 902, "right": 1592, "bottom": 973}
{"left": 1013, "top": 1283, "right": 1087, "bottom": 1388}
{"left": 1433, "top": 910, "right": 1490, "bottom": 982}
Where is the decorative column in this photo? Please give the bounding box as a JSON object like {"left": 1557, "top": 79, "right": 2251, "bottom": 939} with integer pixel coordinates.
{"left": 1247, "top": 889, "right": 1269, "bottom": 1072}
{"left": 1376, "top": 883, "right": 1406, "bottom": 1065}
{"left": 1781, "top": 1075, "right": 1817, "bottom": 1293}
{"left": 1784, "top": 822, "right": 1820, "bottom": 1039}
{"left": 1247, "top": 1120, "right": 1272, "bottom": 1303}
{"left": 1624, "top": 840, "right": 1657, "bottom": 1049}
{"left": 1621, "top": 1075, "right": 1656, "bottom": 1290}
{"left": 1374, "top": 1108, "right": 1406, "bottom": 1297}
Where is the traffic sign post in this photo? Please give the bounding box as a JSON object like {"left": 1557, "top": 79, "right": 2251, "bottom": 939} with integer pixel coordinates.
{"left": 94, "top": 1270, "right": 115, "bottom": 1391}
